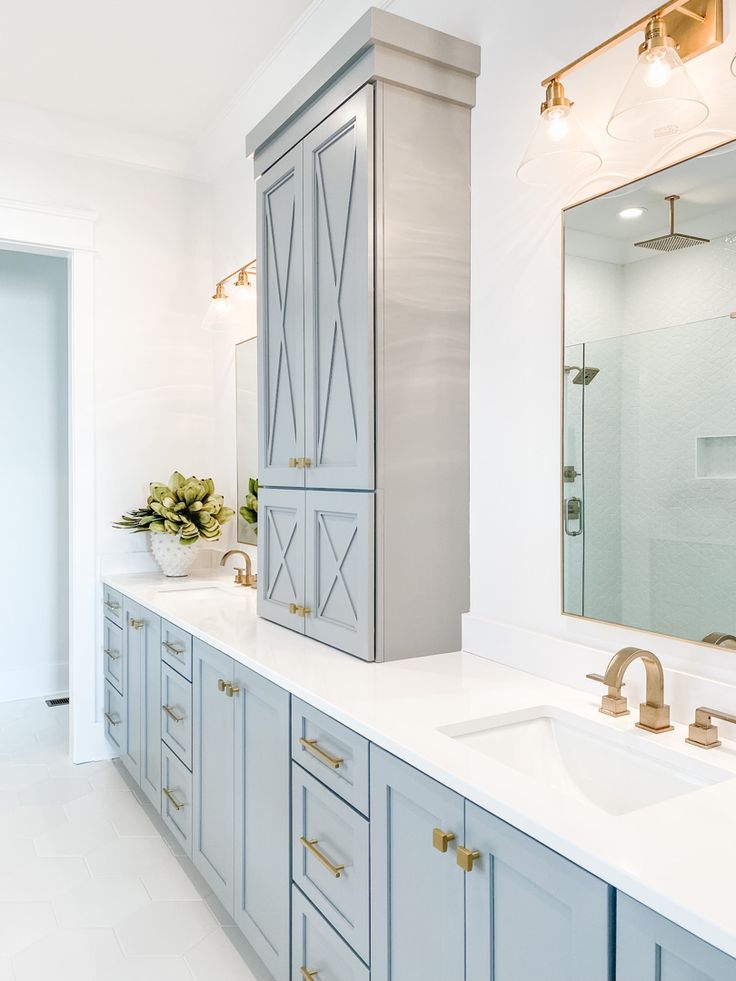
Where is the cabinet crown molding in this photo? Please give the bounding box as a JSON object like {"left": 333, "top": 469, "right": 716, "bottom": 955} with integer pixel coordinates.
{"left": 246, "top": 6, "right": 481, "bottom": 176}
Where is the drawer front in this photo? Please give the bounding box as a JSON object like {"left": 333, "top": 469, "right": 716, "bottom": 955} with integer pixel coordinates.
{"left": 161, "top": 662, "right": 192, "bottom": 770}
{"left": 292, "top": 698, "right": 369, "bottom": 815}
{"left": 292, "top": 766, "right": 370, "bottom": 962}
{"left": 102, "top": 584, "right": 123, "bottom": 627}
{"left": 102, "top": 620, "right": 124, "bottom": 694}
{"left": 161, "top": 619, "right": 193, "bottom": 680}
{"left": 161, "top": 744, "right": 193, "bottom": 858}
{"left": 103, "top": 681, "right": 126, "bottom": 755}
{"left": 293, "top": 887, "right": 370, "bottom": 981}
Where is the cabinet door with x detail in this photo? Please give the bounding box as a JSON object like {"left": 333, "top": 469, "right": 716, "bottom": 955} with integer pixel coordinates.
{"left": 258, "top": 488, "right": 306, "bottom": 632}
{"left": 304, "top": 490, "right": 375, "bottom": 660}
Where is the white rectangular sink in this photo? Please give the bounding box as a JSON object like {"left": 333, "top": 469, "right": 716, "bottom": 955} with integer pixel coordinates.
{"left": 439, "top": 706, "right": 733, "bottom": 816}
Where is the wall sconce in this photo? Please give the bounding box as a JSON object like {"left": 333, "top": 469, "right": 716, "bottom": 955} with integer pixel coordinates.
{"left": 202, "top": 260, "right": 256, "bottom": 334}
{"left": 518, "top": 0, "right": 723, "bottom": 185}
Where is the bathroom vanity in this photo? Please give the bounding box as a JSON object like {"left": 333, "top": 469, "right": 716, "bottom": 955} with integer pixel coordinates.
{"left": 102, "top": 571, "right": 736, "bottom": 981}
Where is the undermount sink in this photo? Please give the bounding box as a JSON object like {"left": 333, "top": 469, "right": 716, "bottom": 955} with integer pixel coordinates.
{"left": 439, "top": 706, "right": 733, "bottom": 816}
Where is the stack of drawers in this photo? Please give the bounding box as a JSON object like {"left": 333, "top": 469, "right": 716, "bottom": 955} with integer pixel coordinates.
{"left": 102, "top": 586, "right": 125, "bottom": 754}
{"left": 291, "top": 698, "right": 371, "bottom": 981}
{"left": 159, "top": 619, "right": 194, "bottom": 856}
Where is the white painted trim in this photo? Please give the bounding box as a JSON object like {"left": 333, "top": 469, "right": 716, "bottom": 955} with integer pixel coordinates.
{"left": 0, "top": 201, "right": 104, "bottom": 763}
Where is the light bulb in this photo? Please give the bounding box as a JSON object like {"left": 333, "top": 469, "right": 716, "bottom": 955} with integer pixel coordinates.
{"left": 544, "top": 106, "right": 571, "bottom": 142}
{"left": 643, "top": 47, "right": 672, "bottom": 89}
{"left": 202, "top": 282, "right": 232, "bottom": 332}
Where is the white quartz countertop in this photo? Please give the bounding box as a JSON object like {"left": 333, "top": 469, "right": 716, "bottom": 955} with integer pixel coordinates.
{"left": 105, "top": 570, "right": 736, "bottom": 959}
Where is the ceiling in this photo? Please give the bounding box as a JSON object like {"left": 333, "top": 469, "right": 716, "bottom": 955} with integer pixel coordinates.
{"left": 565, "top": 140, "right": 736, "bottom": 263}
{"left": 0, "top": 0, "right": 314, "bottom": 142}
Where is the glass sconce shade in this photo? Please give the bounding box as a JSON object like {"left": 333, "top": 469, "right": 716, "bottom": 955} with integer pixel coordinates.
{"left": 607, "top": 39, "right": 708, "bottom": 142}
{"left": 517, "top": 103, "right": 602, "bottom": 186}
{"left": 202, "top": 291, "right": 232, "bottom": 333}
{"left": 230, "top": 276, "right": 257, "bottom": 338}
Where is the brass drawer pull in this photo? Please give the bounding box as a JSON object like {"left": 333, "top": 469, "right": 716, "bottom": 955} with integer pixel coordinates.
{"left": 162, "top": 705, "right": 184, "bottom": 723}
{"left": 130, "top": 618, "right": 145, "bottom": 630}
{"left": 299, "top": 737, "right": 344, "bottom": 769}
{"left": 162, "top": 640, "right": 185, "bottom": 657}
{"left": 104, "top": 712, "right": 121, "bottom": 727}
{"left": 103, "top": 648, "right": 120, "bottom": 661}
{"left": 432, "top": 828, "right": 456, "bottom": 853}
{"left": 457, "top": 845, "right": 481, "bottom": 873}
{"left": 104, "top": 599, "right": 120, "bottom": 611}
{"left": 163, "top": 787, "right": 185, "bottom": 811}
{"left": 300, "top": 968, "right": 319, "bottom": 981}
{"left": 300, "top": 836, "right": 345, "bottom": 878}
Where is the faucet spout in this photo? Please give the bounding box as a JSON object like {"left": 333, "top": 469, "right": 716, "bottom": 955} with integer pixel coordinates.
{"left": 588, "top": 646, "right": 673, "bottom": 734}
{"left": 220, "top": 548, "right": 256, "bottom": 588}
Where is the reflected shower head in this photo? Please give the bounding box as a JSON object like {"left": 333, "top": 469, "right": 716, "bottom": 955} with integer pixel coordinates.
{"left": 635, "top": 195, "right": 709, "bottom": 252}
{"left": 564, "top": 365, "right": 599, "bottom": 385}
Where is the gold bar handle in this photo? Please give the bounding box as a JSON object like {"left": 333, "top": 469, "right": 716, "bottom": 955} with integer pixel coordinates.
{"left": 104, "top": 648, "right": 120, "bottom": 661}
{"left": 300, "top": 837, "right": 345, "bottom": 878}
{"left": 162, "top": 705, "right": 184, "bottom": 723}
{"left": 162, "top": 640, "right": 185, "bottom": 657}
{"left": 104, "top": 599, "right": 120, "bottom": 611}
{"left": 163, "top": 787, "right": 185, "bottom": 811}
{"left": 456, "top": 845, "right": 481, "bottom": 873}
{"left": 104, "top": 712, "right": 121, "bottom": 726}
{"left": 130, "top": 618, "right": 145, "bottom": 630}
{"left": 300, "top": 969, "right": 319, "bottom": 981}
{"left": 432, "top": 827, "right": 456, "bottom": 853}
{"left": 299, "top": 737, "right": 344, "bottom": 769}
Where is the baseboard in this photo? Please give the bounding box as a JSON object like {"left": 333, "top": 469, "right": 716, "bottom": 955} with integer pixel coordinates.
{"left": 0, "top": 662, "right": 69, "bottom": 702}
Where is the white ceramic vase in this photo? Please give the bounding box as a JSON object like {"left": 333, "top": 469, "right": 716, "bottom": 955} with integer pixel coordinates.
{"left": 149, "top": 532, "right": 199, "bottom": 577}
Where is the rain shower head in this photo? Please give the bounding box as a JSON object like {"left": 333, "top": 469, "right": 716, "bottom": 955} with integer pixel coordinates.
{"left": 635, "top": 195, "right": 709, "bottom": 252}
{"left": 564, "top": 365, "right": 599, "bottom": 385}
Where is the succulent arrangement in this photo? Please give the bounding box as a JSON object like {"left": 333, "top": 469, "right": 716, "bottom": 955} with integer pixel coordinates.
{"left": 239, "top": 477, "right": 258, "bottom": 535}
{"left": 114, "top": 472, "right": 235, "bottom": 546}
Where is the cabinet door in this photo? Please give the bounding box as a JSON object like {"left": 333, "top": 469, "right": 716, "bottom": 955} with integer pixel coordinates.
{"left": 258, "top": 143, "right": 305, "bottom": 487}
{"left": 138, "top": 609, "right": 161, "bottom": 810}
{"left": 371, "top": 746, "right": 465, "bottom": 981}
{"left": 617, "top": 893, "right": 736, "bottom": 980}
{"left": 465, "top": 800, "right": 611, "bottom": 981}
{"left": 233, "top": 665, "right": 290, "bottom": 981}
{"left": 258, "top": 487, "right": 305, "bottom": 631}
{"left": 304, "top": 84, "right": 374, "bottom": 490}
{"left": 192, "top": 640, "right": 235, "bottom": 913}
{"left": 304, "top": 490, "right": 374, "bottom": 660}
{"left": 121, "top": 599, "right": 141, "bottom": 784}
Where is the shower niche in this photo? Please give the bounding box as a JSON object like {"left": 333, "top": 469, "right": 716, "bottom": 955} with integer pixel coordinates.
{"left": 562, "top": 138, "right": 736, "bottom": 647}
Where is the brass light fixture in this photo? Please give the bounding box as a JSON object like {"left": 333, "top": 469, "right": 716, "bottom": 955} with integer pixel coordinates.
{"left": 518, "top": 0, "right": 723, "bottom": 185}
{"left": 202, "top": 259, "right": 257, "bottom": 334}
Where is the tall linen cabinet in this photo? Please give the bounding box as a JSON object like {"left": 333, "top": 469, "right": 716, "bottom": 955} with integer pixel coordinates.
{"left": 250, "top": 7, "right": 480, "bottom": 661}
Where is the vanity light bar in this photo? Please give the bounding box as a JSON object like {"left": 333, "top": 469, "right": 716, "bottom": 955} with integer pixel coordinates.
{"left": 540, "top": 0, "right": 723, "bottom": 87}
{"left": 211, "top": 258, "right": 257, "bottom": 301}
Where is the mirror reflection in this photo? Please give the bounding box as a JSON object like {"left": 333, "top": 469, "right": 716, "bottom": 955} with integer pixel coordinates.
{"left": 562, "top": 140, "right": 736, "bottom": 648}
{"left": 236, "top": 338, "right": 258, "bottom": 545}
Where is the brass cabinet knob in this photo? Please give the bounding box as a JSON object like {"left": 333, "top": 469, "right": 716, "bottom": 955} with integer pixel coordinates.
{"left": 300, "top": 969, "right": 319, "bottom": 981}
{"left": 432, "top": 827, "right": 456, "bottom": 853}
{"left": 130, "top": 618, "right": 145, "bottom": 630}
{"left": 217, "top": 679, "right": 227, "bottom": 692}
{"left": 456, "top": 845, "right": 481, "bottom": 873}
{"left": 289, "top": 604, "right": 311, "bottom": 618}
{"left": 225, "top": 684, "right": 240, "bottom": 698}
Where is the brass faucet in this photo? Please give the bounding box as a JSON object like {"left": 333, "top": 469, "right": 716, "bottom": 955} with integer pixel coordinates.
{"left": 220, "top": 548, "right": 256, "bottom": 588}
{"left": 587, "top": 647, "right": 673, "bottom": 734}
{"left": 702, "top": 632, "right": 736, "bottom": 649}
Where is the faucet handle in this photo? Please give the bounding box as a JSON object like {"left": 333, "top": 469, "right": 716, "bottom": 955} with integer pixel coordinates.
{"left": 586, "top": 673, "right": 630, "bottom": 718}
{"left": 686, "top": 706, "right": 736, "bottom": 749}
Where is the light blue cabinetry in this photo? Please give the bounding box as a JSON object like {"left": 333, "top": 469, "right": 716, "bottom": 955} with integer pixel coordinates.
{"left": 617, "top": 893, "right": 736, "bottom": 980}
{"left": 233, "top": 661, "right": 291, "bottom": 981}
{"left": 192, "top": 639, "right": 235, "bottom": 913}
{"left": 371, "top": 746, "right": 466, "bottom": 981}
{"left": 465, "top": 800, "right": 612, "bottom": 981}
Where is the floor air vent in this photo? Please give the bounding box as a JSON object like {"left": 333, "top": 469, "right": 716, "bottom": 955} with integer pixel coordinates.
{"left": 45, "top": 697, "right": 69, "bottom": 707}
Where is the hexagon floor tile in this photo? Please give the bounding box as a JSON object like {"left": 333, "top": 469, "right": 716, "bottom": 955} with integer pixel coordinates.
{"left": 0, "top": 699, "right": 262, "bottom": 979}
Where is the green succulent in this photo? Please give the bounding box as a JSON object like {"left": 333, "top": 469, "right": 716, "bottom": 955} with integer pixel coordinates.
{"left": 113, "top": 472, "right": 235, "bottom": 546}
{"left": 239, "top": 477, "right": 258, "bottom": 535}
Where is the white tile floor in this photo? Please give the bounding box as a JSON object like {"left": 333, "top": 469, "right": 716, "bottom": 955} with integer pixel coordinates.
{"left": 0, "top": 698, "right": 264, "bottom": 980}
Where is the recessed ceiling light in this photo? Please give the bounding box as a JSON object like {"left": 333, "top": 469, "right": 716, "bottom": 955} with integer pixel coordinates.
{"left": 619, "top": 207, "right": 647, "bottom": 219}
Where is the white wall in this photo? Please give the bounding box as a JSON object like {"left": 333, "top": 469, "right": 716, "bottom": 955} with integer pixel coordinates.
{"left": 200, "top": 0, "right": 736, "bottom": 714}
{"left": 0, "top": 249, "right": 68, "bottom": 699}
